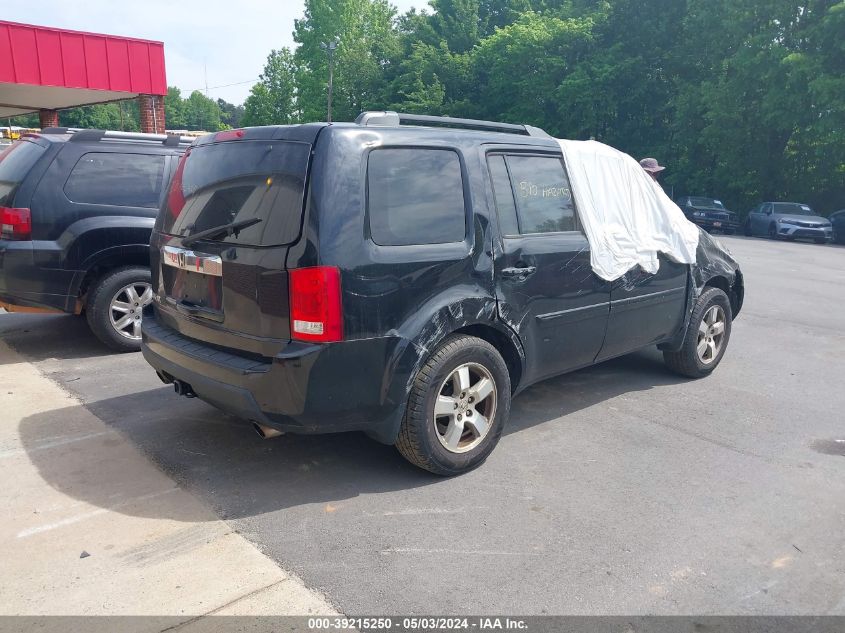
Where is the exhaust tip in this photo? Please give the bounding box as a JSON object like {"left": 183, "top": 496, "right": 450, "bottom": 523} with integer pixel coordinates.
{"left": 252, "top": 422, "right": 284, "bottom": 439}
{"left": 173, "top": 379, "right": 196, "bottom": 398}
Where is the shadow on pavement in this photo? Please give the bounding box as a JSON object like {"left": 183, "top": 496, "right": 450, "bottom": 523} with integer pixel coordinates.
{"left": 18, "top": 391, "right": 438, "bottom": 522}
{"left": 18, "top": 343, "right": 685, "bottom": 522}
{"left": 0, "top": 312, "right": 114, "bottom": 364}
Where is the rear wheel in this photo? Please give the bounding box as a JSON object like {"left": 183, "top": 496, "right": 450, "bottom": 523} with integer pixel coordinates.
{"left": 813, "top": 237, "right": 826, "bottom": 244}
{"left": 85, "top": 267, "right": 153, "bottom": 352}
{"left": 663, "top": 287, "right": 732, "bottom": 378}
{"left": 396, "top": 335, "right": 511, "bottom": 476}
{"left": 743, "top": 220, "right": 752, "bottom": 237}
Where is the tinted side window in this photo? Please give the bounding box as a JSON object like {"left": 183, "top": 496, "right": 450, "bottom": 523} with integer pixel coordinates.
{"left": 0, "top": 140, "right": 46, "bottom": 207}
{"left": 505, "top": 155, "right": 578, "bottom": 234}
{"left": 488, "top": 155, "right": 520, "bottom": 236}
{"left": 367, "top": 148, "right": 465, "bottom": 246}
{"left": 64, "top": 152, "right": 165, "bottom": 208}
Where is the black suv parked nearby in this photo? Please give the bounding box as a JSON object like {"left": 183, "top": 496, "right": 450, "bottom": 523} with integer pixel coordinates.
{"left": 675, "top": 196, "right": 739, "bottom": 234}
{"left": 142, "top": 113, "right": 744, "bottom": 475}
{"left": 0, "top": 129, "right": 190, "bottom": 351}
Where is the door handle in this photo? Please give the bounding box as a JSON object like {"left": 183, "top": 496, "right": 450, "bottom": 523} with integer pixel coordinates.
{"left": 501, "top": 266, "right": 536, "bottom": 277}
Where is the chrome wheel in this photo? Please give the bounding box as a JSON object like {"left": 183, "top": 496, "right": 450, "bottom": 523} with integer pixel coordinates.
{"left": 434, "top": 362, "right": 497, "bottom": 454}
{"left": 697, "top": 304, "right": 726, "bottom": 364}
{"left": 109, "top": 282, "right": 153, "bottom": 340}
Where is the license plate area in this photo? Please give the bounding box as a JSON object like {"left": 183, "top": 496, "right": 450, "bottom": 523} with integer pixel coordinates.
{"left": 161, "top": 246, "right": 224, "bottom": 317}
{"left": 712, "top": 221, "right": 722, "bottom": 227}
{"left": 162, "top": 268, "right": 223, "bottom": 311}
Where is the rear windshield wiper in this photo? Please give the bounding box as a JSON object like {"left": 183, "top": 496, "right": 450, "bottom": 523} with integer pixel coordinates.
{"left": 181, "top": 218, "right": 262, "bottom": 247}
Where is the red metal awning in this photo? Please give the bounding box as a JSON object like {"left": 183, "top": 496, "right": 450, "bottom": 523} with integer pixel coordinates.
{"left": 0, "top": 20, "right": 166, "bottom": 118}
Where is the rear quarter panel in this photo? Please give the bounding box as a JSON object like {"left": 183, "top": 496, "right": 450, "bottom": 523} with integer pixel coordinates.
{"left": 295, "top": 127, "right": 510, "bottom": 441}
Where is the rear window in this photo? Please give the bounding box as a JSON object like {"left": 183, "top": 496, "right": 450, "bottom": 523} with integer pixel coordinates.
{"left": 161, "top": 140, "right": 310, "bottom": 247}
{"left": 64, "top": 152, "right": 165, "bottom": 208}
{"left": 367, "top": 148, "right": 466, "bottom": 246}
{"left": 0, "top": 140, "right": 46, "bottom": 207}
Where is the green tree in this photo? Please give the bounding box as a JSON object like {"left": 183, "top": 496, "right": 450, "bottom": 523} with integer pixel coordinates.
{"left": 164, "top": 86, "right": 187, "bottom": 129}
{"left": 58, "top": 101, "right": 140, "bottom": 131}
{"left": 242, "top": 48, "right": 300, "bottom": 126}
{"left": 183, "top": 90, "right": 225, "bottom": 131}
{"left": 428, "top": 0, "right": 532, "bottom": 53}
{"left": 6, "top": 112, "right": 39, "bottom": 128}
{"left": 293, "top": 0, "right": 401, "bottom": 122}
{"left": 669, "top": 0, "right": 845, "bottom": 212}
{"left": 217, "top": 98, "right": 245, "bottom": 128}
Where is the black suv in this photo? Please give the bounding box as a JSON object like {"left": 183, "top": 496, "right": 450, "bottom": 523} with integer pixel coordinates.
{"left": 142, "top": 113, "right": 744, "bottom": 475}
{"left": 0, "top": 129, "right": 190, "bottom": 351}
{"left": 675, "top": 196, "right": 739, "bottom": 234}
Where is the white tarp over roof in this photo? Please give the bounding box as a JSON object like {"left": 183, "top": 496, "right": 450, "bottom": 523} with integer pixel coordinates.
{"left": 558, "top": 139, "right": 700, "bottom": 282}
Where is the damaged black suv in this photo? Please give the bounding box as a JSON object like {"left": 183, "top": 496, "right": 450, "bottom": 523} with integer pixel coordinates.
{"left": 141, "top": 112, "right": 744, "bottom": 475}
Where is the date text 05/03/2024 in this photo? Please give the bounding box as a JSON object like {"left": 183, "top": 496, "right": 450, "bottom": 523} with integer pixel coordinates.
{"left": 307, "top": 617, "right": 528, "bottom": 631}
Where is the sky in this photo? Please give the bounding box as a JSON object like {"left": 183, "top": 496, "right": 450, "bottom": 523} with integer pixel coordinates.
{"left": 6, "top": 0, "right": 425, "bottom": 105}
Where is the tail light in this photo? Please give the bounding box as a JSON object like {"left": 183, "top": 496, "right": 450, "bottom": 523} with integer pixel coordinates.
{"left": 289, "top": 266, "right": 343, "bottom": 343}
{"left": 167, "top": 150, "right": 189, "bottom": 218}
{"left": 0, "top": 207, "right": 31, "bottom": 240}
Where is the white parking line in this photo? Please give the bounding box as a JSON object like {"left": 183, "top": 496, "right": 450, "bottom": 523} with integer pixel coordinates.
{"left": 17, "top": 488, "right": 179, "bottom": 538}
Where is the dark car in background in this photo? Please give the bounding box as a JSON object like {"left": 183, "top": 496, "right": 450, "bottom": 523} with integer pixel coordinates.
{"left": 141, "top": 112, "right": 744, "bottom": 476}
{"left": 0, "top": 128, "right": 191, "bottom": 351}
{"left": 744, "top": 202, "right": 833, "bottom": 243}
{"left": 675, "top": 197, "right": 739, "bottom": 234}
{"left": 829, "top": 209, "right": 845, "bottom": 244}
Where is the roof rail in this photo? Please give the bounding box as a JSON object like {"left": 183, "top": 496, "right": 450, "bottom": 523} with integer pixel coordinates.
{"left": 39, "top": 127, "right": 194, "bottom": 146}
{"left": 355, "top": 110, "right": 552, "bottom": 138}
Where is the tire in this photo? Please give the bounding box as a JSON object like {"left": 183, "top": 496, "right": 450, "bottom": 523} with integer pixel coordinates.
{"left": 723, "top": 229, "right": 735, "bottom": 236}
{"left": 395, "top": 334, "right": 511, "bottom": 476}
{"left": 85, "top": 266, "right": 153, "bottom": 352}
{"left": 663, "top": 287, "right": 732, "bottom": 379}
{"left": 813, "top": 238, "right": 826, "bottom": 244}
{"left": 743, "top": 221, "right": 752, "bottom": 237}
{"left": 768, "top": 223, "right": 779, "bottom": 239}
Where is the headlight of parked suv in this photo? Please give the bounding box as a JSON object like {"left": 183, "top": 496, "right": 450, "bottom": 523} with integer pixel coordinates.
{"left": 692, "top": 211, "right": 705, "bottom": 217}
{"left": 777, "top": 218, "right": 795, "bottom": 226}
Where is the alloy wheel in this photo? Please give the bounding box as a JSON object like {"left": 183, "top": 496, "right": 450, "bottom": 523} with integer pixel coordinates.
{"left": 433, "top": 362, "right": 497, "bottom": 454}
{"left": 697, "top": 304, "right": 726, "bottom": 365}
{"left": 109, "top": 282, "right": 153, "bottom": 340}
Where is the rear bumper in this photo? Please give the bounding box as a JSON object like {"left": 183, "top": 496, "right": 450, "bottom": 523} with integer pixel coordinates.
{"left": 141, "top": 312, "right": 409, "bottom": 441}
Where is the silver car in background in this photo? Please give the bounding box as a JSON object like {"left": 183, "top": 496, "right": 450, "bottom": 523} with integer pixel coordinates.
{"left": 744, "top": 202, "right": 833, "bottom": 243}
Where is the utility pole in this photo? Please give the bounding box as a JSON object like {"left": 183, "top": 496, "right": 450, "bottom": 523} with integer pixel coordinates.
{"left": 320, "top": 39, "right": 338, "bottom": 122}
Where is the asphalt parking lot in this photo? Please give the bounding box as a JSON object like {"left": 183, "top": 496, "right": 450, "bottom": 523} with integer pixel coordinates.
{"left": 2, "top": 235, "right": 844, "bottom": 615}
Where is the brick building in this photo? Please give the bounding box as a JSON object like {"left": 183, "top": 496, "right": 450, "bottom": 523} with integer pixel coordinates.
{"left": 0, "top": 20, "right": 168, "bottom": 132}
